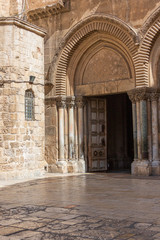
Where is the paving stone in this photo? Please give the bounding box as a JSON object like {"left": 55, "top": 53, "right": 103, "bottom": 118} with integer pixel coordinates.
{"left": 0, "top": 218, "right": 21, "bottom": 226}
{"left": 11, "top": 220, "right": 47, "bottom": 230}
{"left": 0, "top": 226, "right": 24, "bottom": 236}
{"left": 134, "top": 223, "right": 152, "bottom": 229}
{"left": 0, "top": 174, "right": 160, "bottom": 239}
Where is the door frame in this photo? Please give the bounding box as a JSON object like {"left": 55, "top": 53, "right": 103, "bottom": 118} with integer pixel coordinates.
{"left": 86, "top": 97, "right": 107, "bottom": 172}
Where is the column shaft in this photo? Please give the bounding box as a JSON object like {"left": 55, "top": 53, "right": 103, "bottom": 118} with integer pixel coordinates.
{"left": 78, "top": 107, "right": 84, "bottom": 160}
{"left": 132, "top": 103, "right": 138, "bottom": 159}
{"left": 67, "top": 97, "right": 75, "bottom": 160}
{"left": 136, "top": 101, "right": 142, "bottom": 160}
{"left": 140, "top": 100, "right": 148, "bottom": 159}
{"left": 151, "top": 99, "right": 159, "bottom": 162}
{"left": 76, "top": 96, "right": 85, "bottom": 161}
{"left": 58, "top": 107, "right": 65, "bottom": 160}
{"left": 74, "top": 106, "right": 78, "bottom": 160}
{"left": 56, "top": 97, "right": 66, "bottom": 161}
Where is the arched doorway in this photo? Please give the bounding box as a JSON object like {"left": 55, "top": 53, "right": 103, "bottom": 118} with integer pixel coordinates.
{"left": 48, "top": 15, "right": 138, "bottom": 174}
{"left": 69, "top": 31, "right": 135, "bottom": 173}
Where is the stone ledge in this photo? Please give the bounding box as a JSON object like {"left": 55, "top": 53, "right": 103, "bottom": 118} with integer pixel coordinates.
{"left": 27, "top": 0, "right": 69, "bottom": 21}
{"left": 0, "top": 17, "right": 47, "bottom": 37}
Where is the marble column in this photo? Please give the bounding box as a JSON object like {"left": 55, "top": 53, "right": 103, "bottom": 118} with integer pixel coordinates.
{"left": 76, "top": 96, "right": 85, "bottom": 173}
{"left": 140, "top": 99, "right": 148, "bottom": 160}
{"left": 128, "top": 88, "right": 151, "bottom": 176}
{"left": 147, "top": 97, "right": 152, "bottom": 162}
{"left": 56, "top": 96, "right": 67, "bottom": 173}
{"left": 128, "top": 92, "right": 138, "bottom": 161}
{"left": 136, "top": 101, "right": 141, "bottom": 160}
{"left": 66, "top": 96, "right": 75, "bottom": 161}
{"left": 132, "top": 102, "right": 138, "bottom": 160}
{"left": 74, "top": 106, "right": 78, "bottom": 160}
{"left": 150, "top": 92, "right": 160, "bottom": 175}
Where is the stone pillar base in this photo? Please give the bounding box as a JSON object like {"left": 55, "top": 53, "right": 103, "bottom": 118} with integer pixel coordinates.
{"left": 67, "top": 160, "right": 79, "bottom": 173}
{"left": 151, "top": 161, "right": 160, "bottom": 176}
{"left": 131, "top": 159, "right": 151, "bottom": 176}
{"left": 48, "top": 161, "right": 68, "bottom": 174}
{"left": 48, "top": 160, "right": 86, "bottom": 174}
{"left": 77, "top": 160, "right": 86, "bottom": 173}
{"left": 67, "top": 160, "right": 86, "bottom": 173}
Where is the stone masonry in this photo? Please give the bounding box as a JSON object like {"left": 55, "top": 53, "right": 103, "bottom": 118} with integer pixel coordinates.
{"left": 0, "top": 18, "right": 46, "bottom": 179}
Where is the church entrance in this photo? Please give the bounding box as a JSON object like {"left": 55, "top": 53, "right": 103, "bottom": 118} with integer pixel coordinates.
{"left": 87, "top": 93, "right": 134, "bottom": 172}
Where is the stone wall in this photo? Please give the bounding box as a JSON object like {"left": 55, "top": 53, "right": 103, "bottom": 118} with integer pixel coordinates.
{"left": 0, "top": 18, "right": 46, "bottom": 179}
{"left": 0, "top": 0, "right": 24, "bottom": 17}
{"left": 27, "top": 0, "right": 160, "bottom": 80}
{"left": 25, "top": 0, "right": 160, "bottom": 175}
{"left": 0, "top": 0, "right": 10, "bottom": 17}
{"left": 28, "top": 0, "right": 58, "bottom": 10}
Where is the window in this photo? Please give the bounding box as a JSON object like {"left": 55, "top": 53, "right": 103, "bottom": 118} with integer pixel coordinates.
{"left": 25, "top": 90, "right": 34, "bottom": 120}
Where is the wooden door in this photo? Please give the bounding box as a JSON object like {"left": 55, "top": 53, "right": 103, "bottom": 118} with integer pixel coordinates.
{"left": 88, "top": 98, "right": 107, "bottom": 171}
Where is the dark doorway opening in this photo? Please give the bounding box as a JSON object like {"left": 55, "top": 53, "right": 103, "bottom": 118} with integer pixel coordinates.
{"left": 107, "top": 93, "right": 133, "bottom": 172}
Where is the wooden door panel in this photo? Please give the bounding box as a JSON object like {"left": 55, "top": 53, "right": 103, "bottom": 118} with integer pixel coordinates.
{"left": 88, "top": 98, "right": 107, "bottom": 172}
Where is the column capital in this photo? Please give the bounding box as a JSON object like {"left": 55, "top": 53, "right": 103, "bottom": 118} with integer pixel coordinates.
{"left": 56, "top": 96, "right": 66, "bottom": 108}
{"left": 128, "top": 87, "right": 160, "bottom": 103}
{"left": 149, "top": 91, "right": 160, "bottom": 102}
{"left": 66, "top": 96, "right": 75, "bottom": 108}
{"left": 75, "top": 96, "right": 85, "bottom": 108}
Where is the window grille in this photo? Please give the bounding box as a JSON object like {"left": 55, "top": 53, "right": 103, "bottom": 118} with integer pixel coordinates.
{"left": 25, "top": 90, "right": 34, "bottom": 120}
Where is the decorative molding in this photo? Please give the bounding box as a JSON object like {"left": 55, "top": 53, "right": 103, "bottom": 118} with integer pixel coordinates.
{"left": 150, "top": 92, "right": 160, "bottom": 101}
{"left": 75, "top": 96, "right": 85, "bottom": 108}
{"left": 56, "top": 96, "right": 66, "bottom": 108}
{"left": 66, "top": 96, "right": 75, "bottom": 108}
{"left": 128, "top": 87, "right": 160, "bottom": 103}
{"left": 0, "top": 17, "right": 46, "bottom": 37}
{"left": 134, "top": 7, "right": 160, "bottom": 87}
{"left": 141, "top": 6, "right": 160, "bottom": 35}
{"left": 52, "top": 14, "right": 139, "bottom": 96}
{"left": 27, "top": 0, "right": 69, "bottom": 21}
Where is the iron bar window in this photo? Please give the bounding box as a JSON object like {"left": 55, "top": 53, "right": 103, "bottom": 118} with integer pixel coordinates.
{"left": 25, "top": 90, "right": 34, "bottom": 120}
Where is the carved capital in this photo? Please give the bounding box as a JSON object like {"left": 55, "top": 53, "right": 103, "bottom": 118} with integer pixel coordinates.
{"left": 66, "top": 96, "right": 75, "bottom": 108}
{"left": 127, "top": 91, "right": 137, "bottom": 104}
{"left": 136, "top": 87, "right": 149, "bottom": 101}
{"left": 149, "top": 92, "right": 160, "bottom": 102}
{"left": 128, "top": 87, "right": 151, "bottom": 103}
{"left": 56, "top": 96, "right": 66, "bottom": 108}
{"left": 75, "top": 96, "right": 85, "bottom": 108}
{"left": 128, "top": 87, "right": 160, "bottom": 104}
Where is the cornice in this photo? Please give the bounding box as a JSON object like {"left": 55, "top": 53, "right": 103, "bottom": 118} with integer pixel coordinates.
{"left": 0, "top": 17, "right": 47, "bottom": 37}
{"left": 27, "top": 0, "right": 70, "bottom": 21}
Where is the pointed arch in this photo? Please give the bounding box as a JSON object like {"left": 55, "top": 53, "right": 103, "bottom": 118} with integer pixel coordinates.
{"left": 134, "top": 6, "right": 160, "bottom": 87}
{"left": 49, "top": 14, "right": 139, "bottom": 96}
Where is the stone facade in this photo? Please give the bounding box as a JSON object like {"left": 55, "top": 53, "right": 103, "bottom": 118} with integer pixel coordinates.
{"left": 0, "top": 17, "right": 46, "bottom": 179}
{"left": 1, "top": 0, "right": 160, "bottom": 179}
{"left": 36, "top": 0, "right": 160, "bottom": 176}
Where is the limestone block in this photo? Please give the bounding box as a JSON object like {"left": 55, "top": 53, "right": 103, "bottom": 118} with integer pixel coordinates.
{"left": 131, "top": 160, "right": 152, "bottom": 176}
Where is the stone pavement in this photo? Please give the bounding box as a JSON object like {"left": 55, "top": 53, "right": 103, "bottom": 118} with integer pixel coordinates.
{"left": 0, "top": 173, "right": 160, "bottom": 240}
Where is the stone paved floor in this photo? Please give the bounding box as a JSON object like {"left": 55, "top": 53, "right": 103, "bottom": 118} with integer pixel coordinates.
{"left": 0, "top": 173, "right": 160, "bottom": 240}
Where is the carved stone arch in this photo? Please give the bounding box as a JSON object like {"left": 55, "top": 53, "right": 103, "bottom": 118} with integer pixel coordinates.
{"left": 149, "top": 35, "right": 160, "bottom": 87}
{"left": 51, "top": 14, "right": 139, "bottom": 96}
{"left": 135, "top": 6, "right": 160, "bottom": 87}
{"left": 67, "top": 33, "right": 135, "bottom": 96}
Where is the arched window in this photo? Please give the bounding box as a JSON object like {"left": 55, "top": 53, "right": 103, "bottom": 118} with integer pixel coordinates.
{"left": 25, "top": 90, "right": 34, "bottom": 121}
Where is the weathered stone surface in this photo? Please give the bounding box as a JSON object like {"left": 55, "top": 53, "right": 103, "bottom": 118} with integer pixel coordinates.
{"left": 1, "top": 0, "right": 160, "bottom": 177}
{"left": 0, "top": 174, "right": 160, "bottom": 239}
{"left": 0, "top": 18, "right": 46, "bottom": 180}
